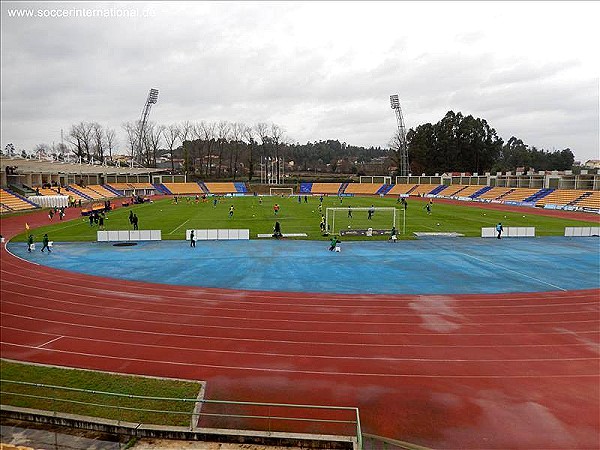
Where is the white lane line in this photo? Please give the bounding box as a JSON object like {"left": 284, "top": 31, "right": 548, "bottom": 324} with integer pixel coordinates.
{"left": 169, "top": 218, "right": 190, "bottom": 235}
{"left": 3, "top": 334, "right": 597, "bottom": 363}
{"left": 4, "top": 295, "right": 598, "bottom": 325}
{"left": 3, "top": 312, "right": 599, "bottom": 341}
{"left": 4, "top": 325, "right": 595, "bottom": 349}
{"left": 1, "top": 343, "right": 598, "bottom": 379}
{"left": 35, "top": 335, "right": 63, "bottom": 349}
{"left": 3, "top": 277, "right": 595, "bottom": 311}
{"left": 455, "top": 250, "right": 568, "bottom": 291}
{"left": 3, "top": 286, "right": 599, "bottom": 316}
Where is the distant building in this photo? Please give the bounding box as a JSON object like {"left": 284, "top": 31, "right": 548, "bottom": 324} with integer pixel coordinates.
{"left": 583, "top": 160, "right": 600, "bottom": 169}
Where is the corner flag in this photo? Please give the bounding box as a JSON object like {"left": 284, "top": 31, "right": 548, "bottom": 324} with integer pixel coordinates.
{"left": 25, "top": 223, "right": 30, "bottom": 230}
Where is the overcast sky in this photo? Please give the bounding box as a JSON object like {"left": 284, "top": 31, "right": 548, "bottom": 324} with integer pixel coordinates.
{"left": 1, "top": 1, "right": 599, "bottom": 162}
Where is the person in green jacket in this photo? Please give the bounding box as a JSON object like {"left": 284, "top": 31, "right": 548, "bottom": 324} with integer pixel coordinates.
{"left": 27, "top": 234, "right": 34, "bottom": 252}
{"left": 41, "top": 234, "right": 51, "bottom": 253}
{"left": 329, "top": 235, "right": 340, "bottom": 251}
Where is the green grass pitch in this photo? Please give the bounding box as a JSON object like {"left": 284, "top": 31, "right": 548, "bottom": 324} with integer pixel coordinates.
{"left": 10, "top": 195, "right": 599, "bottom": 242}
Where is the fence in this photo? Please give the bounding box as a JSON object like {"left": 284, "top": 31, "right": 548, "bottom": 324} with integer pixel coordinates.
{"left": 0, "top": 379, "right": 362, "bottom": 449}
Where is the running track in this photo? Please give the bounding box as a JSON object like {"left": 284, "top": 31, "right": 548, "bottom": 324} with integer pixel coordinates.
{"left": 1, "top": 203, "right": 599, "bottom": 449}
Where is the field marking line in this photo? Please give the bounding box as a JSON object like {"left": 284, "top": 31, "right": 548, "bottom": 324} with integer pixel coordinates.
{"left": 452, "top": 250, "right": 568, "bottom": 292}
{"left": 35, "top": 335, "right": 63, "bottom": 349}
{"left": 169, "top": 218, "right": 190, "bottom": 235}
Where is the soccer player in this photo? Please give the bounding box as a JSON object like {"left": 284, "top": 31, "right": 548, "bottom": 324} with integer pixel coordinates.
{"left": 229, "top": 205, "right": 235, "bottom": 218}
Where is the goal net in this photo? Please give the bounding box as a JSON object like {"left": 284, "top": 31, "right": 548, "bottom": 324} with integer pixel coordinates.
{"left": 269, "top": 187, "right": 294, "bottom": 196}
{"left": 326, "top": 207, "right": 402, "bottom": 236}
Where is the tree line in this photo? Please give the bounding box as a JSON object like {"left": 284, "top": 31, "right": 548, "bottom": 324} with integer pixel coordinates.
{"left": 3, "top": 110, "right": 575, "bottom": 178}
{"left": 394, "top": 111, "right": 574, "bottom": 175}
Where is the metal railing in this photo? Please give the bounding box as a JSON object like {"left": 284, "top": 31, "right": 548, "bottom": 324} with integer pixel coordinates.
{"left": 0, "top": 379, "right": 362, "bottom": 449}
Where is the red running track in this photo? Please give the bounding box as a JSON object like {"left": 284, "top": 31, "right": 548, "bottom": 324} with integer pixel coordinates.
{"left": 1, "top": 208, "right": 599, "bottom": 449}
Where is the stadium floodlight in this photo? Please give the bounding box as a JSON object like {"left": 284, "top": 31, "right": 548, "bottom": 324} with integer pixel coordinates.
{"left": 390, "top": 93, "right": 409, "bottom": 177}
{"left": 148, "top": 88, "right": 159, "bottom": 104}
{"left": 133, "top": 88, "right": 160, "bottom": 166}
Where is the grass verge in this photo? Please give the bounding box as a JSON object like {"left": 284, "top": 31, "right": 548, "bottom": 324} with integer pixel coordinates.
{"left": 0, "top": 360, "right": 202, "bottom": 427}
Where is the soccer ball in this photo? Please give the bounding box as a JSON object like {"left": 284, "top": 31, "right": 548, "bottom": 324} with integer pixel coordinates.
{"left": 436, "top": 223, "right": 440, "bottom": 226}
{"left": 348, "top": 225, "right": 351, "bottom": 228}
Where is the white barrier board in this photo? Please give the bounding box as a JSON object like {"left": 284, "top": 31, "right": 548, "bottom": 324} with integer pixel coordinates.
{"left": 482, "top": 227, "right": 535, "bottom": 238}
{"left": 565, "top": 227, "right": 600, "bottom": 237}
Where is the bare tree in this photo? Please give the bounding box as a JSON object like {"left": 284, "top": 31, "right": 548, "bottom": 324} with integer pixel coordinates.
{"left": 198, "top": 121, "right": 216, "bottom": 177}
{"left": 145, "top": 122, "right": 164, "bottom": 168}
{"left": 270, "top": 123, "right": 285, "bottom": 162}
{"left": 33, "top": 143, "right": 50, "bottom": 159}
{"left": 216, "top": 120, "right": 230, "bottom": 178}
{"left": 105, "top": 128, "right": 117, "bottom": 164}
{"left": 242, "top": 125, "right": 256, "bottom": 181}
{"left": 91, "top": 122, "right": 105, "bottom": 163}
{"left": 179, "top": 120, "right": 193, "bottom": 175}
{"left": 230, "top": 122, "right": 245, "bottom": 181}
{"left": 162, "top": 124, "right": 181, "bottom": 173}
{"left": 192, "top": 122, "right": 205, "bottom": 175}
{"left": 67, "top": 122, "right": 93, "bottom": 162}
{"left": 122, "top": 121, "right": 140, "bottom": 165}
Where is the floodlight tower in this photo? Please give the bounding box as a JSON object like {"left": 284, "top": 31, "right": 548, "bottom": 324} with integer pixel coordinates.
{"left": 390, "top": 94, "right": 409, "bottom": 177}
{"left": 135, "top": 88, "right": 159, "bottom": 166}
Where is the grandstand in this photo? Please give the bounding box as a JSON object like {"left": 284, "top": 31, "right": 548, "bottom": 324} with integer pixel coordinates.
{"left": 500, "top": 188, "right": 541, "bottom": 202}
{"left": 573, "top": 191, "right": 600, "bottom": 209}
{"left": 36, "top": 187, "right": 62, "bottom": 196}
{"left": 535, "top": 189, "right": 590, "bottom": 207}
{"left": 310, "top": 183, "right": 342, "bottom": 195}
{"left": 409, "top": 184, "right": 441, "bottom": 196}
{"left": 204, "top": 182, "right": 239, "bottom": 194}
{"left": 64, "top": 187, "right": 90, "bottom": 203}
{"left": 386, "top": 184, "right": 417, "bottom": 196}
{"left": 436, "top": 184, "right": 467, "bottom": 197}
{"left": 0, "top": 188, "right": 37, "bottom": 212}
{"left": 162, "top": 182, "right": 204, "bottom": 195}
{"left": 344, "top": 183, "right": 381, "bottom": 195}
{"left": 476, "top": 187, "right": 513, "bottom": 200}
{"left": 446, "top": 185, "right": 483, "bottom": 198}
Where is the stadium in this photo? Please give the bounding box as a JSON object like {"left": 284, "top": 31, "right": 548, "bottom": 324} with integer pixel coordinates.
{"left": 1, "top": 154, "right": 599, "bottom": 449}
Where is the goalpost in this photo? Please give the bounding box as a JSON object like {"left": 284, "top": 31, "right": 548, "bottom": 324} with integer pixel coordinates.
{"left": 269, "top": 187, "right": 294, "bottom": 196}
{"left": 326, "top": 207, "right": 405, "bottom": 236}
